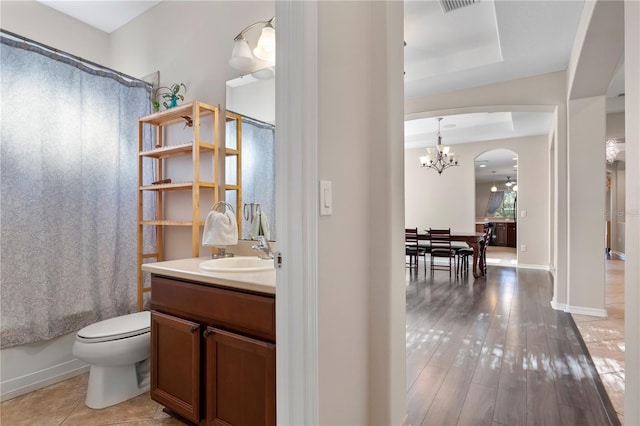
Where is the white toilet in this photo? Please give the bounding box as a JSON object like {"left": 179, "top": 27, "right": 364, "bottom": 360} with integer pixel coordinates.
{"left": 72, "top": 311, "right": 151, "bottom": 409}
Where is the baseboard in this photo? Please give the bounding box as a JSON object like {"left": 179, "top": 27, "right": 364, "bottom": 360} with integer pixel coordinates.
{"left": 564, "top": 305, "right": 608, "bottom": 317}
{"left": 550, "top": 299, "right": 566, "bottom": 311}
{"left": 516, "top": 263, "right": 551, "bottom": 271}
{"left": 0, "top": 359, "right": 89, "bottom": 402}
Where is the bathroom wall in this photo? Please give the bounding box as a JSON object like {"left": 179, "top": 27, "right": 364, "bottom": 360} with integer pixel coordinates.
{"left": 0, "top": 0, "right": 274, "bottom": 401}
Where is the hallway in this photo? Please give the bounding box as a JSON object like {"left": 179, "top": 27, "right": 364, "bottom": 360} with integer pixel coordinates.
{"left": 406, "top": 263, "right": 619, "bottom": 426}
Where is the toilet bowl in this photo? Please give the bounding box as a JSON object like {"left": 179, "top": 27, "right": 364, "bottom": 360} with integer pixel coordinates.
{"left": 72, "top": 311, "right": 151, "bottom": 409}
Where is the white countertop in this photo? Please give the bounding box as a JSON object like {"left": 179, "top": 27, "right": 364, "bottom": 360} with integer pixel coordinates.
{"left": 142, "top": 257, "right": 276, "bottom": 295}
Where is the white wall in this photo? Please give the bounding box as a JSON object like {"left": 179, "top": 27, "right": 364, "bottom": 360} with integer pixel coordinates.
{"left": 0, "top": 1, "right": 109, "bottom": 65}
{"left": 316, "top": 2, "right": 405, "bottom": 423}
{"left": 226, "top": 78, "right": 275, "bottom": 125}
{"left": 566, "top": 96, "right": 606, "bottom": 315}
{"left": 406, "top": 134, "right": 550, "bottom": 268}
{"left": 606, "top": 111, "right": 626, "bottom": 253}
{"left": 624, "top": 2, "right": 640, "bottom": 423}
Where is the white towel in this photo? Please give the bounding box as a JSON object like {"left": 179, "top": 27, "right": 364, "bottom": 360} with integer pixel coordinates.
{"left": 248, "top": 210, "right": 270, "bottom": 240}
{"left": 202, "top": 210, "right": 238, "bottom": 247}
{"left": 259, "top": 210, "right": 270, "bottom": 240}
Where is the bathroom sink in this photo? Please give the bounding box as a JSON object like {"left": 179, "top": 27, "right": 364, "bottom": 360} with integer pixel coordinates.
{"left": 199, "top": 256, "right": 274, "bottom": 272}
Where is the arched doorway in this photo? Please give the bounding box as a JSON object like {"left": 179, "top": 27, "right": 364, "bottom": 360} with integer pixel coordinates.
{"left": 474, "top": 149, "right": 518, "bottom": 266}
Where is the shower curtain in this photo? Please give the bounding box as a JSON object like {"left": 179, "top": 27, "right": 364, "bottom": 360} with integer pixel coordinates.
{"left": 226, "top": 116, "right": 276, "bottom": 241}
{"left": 0, "top": 35, "right": 153, "bottom": 348}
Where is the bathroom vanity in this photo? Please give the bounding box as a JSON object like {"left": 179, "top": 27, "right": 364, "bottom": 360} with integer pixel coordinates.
{"left": 141, "top": 258, "right": 275, "bottom": 426}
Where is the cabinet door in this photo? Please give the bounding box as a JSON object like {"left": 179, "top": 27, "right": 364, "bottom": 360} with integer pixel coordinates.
{"left": 507, "top": 223, "right": 517, "bottom": 248}
{"left": 205, "top": 327, "right": 276, "bottom": 426}
{"left": 495, "top": 224, "right": 507, "bottom": 246}
{"left": 151, "top": 311, "right": 201, "bottom": 424}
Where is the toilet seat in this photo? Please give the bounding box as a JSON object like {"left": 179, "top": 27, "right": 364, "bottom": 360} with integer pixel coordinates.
{"left": 77, "top": 311, "right": 150, "bottom": 343}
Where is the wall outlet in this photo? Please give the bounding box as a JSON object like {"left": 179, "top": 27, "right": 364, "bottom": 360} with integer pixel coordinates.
{"left": 520, "top": 244, "right": 527, "bottom": 252}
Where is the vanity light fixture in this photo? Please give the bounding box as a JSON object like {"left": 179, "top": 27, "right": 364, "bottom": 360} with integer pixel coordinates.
{"left": 229, "top": 17, "right": 275, "bottom": 74}
{"left": 419, "top": 117, "right": 459, "bottom": 174}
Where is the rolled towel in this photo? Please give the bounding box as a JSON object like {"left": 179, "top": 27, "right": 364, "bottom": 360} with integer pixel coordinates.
{"left": 202, "top": 210, "right": 238, "bottom": 247}
{"left": 259, "top": 210, "right": 270, "bottom": 241}
{"left": 248, "top": 211, "right": 261, "bottom": 240}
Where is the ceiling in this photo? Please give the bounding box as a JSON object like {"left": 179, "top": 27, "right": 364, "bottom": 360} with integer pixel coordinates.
{"left": 35, "top": 0, "right": 624, "bottom": 180}
{"left": 403, "top": 0, "right": 625, "bottom": 182}
{"left": 36, "top": 1, "right": 161, "bottom": 33}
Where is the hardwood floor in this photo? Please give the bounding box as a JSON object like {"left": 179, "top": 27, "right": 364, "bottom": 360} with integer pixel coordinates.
{"left": 406, "top": 262, "right": 620, "bottom": 426}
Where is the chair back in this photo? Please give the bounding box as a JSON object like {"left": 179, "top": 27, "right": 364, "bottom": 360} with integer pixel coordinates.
{"left": 405, "top": 228, "right": 419, "bottom": 248}
{"left": 429, "top": 228, "right": 452, "bottom": 251}
{"left": 481, "top": 227, "right": 492, "bottom": 248}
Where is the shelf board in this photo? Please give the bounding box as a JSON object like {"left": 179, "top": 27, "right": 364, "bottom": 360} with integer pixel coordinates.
{"left": 225, "top": 148, "right": 240, "bottom": 156}
{"left": 141, "top": 220, "right": 193, "bottom": 226}
{"left": 140, "top": 182, "right": 193, "bottom": 191}
{"left": 139, "top": 181, "right": 217, "bottom": 191}
{"left": 139, "top": 101, "right": 217, "bottom": 126}
{"left": 225, "top": 184, "right": 240, "bottom": 191}
{"left": 140, "top": 220, "right": 206, "bottom": 226}
{"left": 140, "top": 142, "right": 216, "bottom": 159}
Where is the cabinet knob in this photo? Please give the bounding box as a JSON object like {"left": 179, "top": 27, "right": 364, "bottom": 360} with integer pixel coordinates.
{"left": 190, "top": 325, "right": 198, "bottom": 333}
{"left": 203, "top": 329, "right": 213, "bottom": 338}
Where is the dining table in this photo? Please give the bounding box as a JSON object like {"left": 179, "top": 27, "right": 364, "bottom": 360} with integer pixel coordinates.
{"left": 417, "top": 231, "right": 485, "bottom": 278}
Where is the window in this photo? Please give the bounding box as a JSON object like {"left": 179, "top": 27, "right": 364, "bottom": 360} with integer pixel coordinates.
{"left": 495, "top": 191, "right": 517, "bottom": 218}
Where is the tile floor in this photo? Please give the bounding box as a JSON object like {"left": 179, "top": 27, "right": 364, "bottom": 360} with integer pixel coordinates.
{"left": 572, "top": 255, "right": 625, "bottom": 424}
{"left": 0, "top": 373, "right": 186, "bottom": 426}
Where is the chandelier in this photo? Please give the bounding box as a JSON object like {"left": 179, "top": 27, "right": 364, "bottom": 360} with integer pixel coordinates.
{"left": 419, "top": 117, "right": 458, "bottom": 174}
{"left": 605, "top": 138, "right": 620, "bottom": 164}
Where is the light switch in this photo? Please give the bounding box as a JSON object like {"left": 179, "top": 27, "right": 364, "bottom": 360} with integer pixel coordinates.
{"left": 521, "top": 210, "right": 527, "bottom": 218}
{"left": 320, "top": 180, "right": 332, "bottom": 216}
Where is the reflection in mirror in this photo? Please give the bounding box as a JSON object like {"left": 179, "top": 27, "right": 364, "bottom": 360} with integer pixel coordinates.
{"left": 226, "top": 70, "right": 275, "bottom": 241}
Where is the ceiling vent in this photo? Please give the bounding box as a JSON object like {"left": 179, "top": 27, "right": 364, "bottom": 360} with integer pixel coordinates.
{"left": 439, "top": 0, "right": 479, "bottom": 13}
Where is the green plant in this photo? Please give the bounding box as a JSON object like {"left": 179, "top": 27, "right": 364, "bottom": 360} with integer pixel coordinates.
{"left": 152, "top": 83, "right": 187, "bottom": 111}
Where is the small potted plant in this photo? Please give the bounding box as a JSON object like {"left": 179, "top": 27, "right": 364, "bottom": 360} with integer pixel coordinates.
{"left": 152, "top": 83, "right": 187, "bottom": 111}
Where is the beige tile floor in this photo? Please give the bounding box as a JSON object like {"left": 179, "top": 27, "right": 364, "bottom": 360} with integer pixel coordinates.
{"left": 0, "top": 373, "right": 186, "bottom": 426}
{"left": 572, "top": 255, "right": 625, "bottom": 425}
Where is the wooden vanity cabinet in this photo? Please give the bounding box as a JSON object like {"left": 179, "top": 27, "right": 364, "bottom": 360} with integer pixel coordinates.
{"left": 150, "top": 275, "right": 276, "bottom": 426}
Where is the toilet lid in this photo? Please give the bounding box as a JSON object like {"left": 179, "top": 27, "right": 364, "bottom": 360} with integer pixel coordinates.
{"left": 77, "top": 311, "right": 150, "bottom": 342}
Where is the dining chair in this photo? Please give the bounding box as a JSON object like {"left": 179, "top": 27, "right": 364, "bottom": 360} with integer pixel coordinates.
{"left": 480, "top": 227, "right": 492, "bottom": 275}
{"left": 456, "top": 229, "right": 489, "bottom": 277}
{"left": 405, "top": 228, "right": 419, "bottom": 271}
{"left": 456, "top": 244, "right": 473, "bottom": 278}
{"left": 406, "top": 227, "right": 428, "bottom": 273}
{"left": 429, "top": 228, "right": 457, "bottom": 280}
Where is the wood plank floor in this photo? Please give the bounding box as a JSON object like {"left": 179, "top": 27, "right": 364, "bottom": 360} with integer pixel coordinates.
{"left": 406, "top": 262, "right": 620, "bottom": 426}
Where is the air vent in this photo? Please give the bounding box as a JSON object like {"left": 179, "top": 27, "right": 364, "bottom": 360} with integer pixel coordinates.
{"left": 439, "top": 0, "right": 478, "bottom": 13}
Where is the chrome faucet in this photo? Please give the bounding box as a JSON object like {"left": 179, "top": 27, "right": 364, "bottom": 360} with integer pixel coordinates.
{"left": 251, "top": 235, "right": 274, "bottom": 259}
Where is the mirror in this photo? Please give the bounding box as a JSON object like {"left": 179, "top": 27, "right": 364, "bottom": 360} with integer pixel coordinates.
{"left": 226, "top": 70, "right": 276, "bottom": 240}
